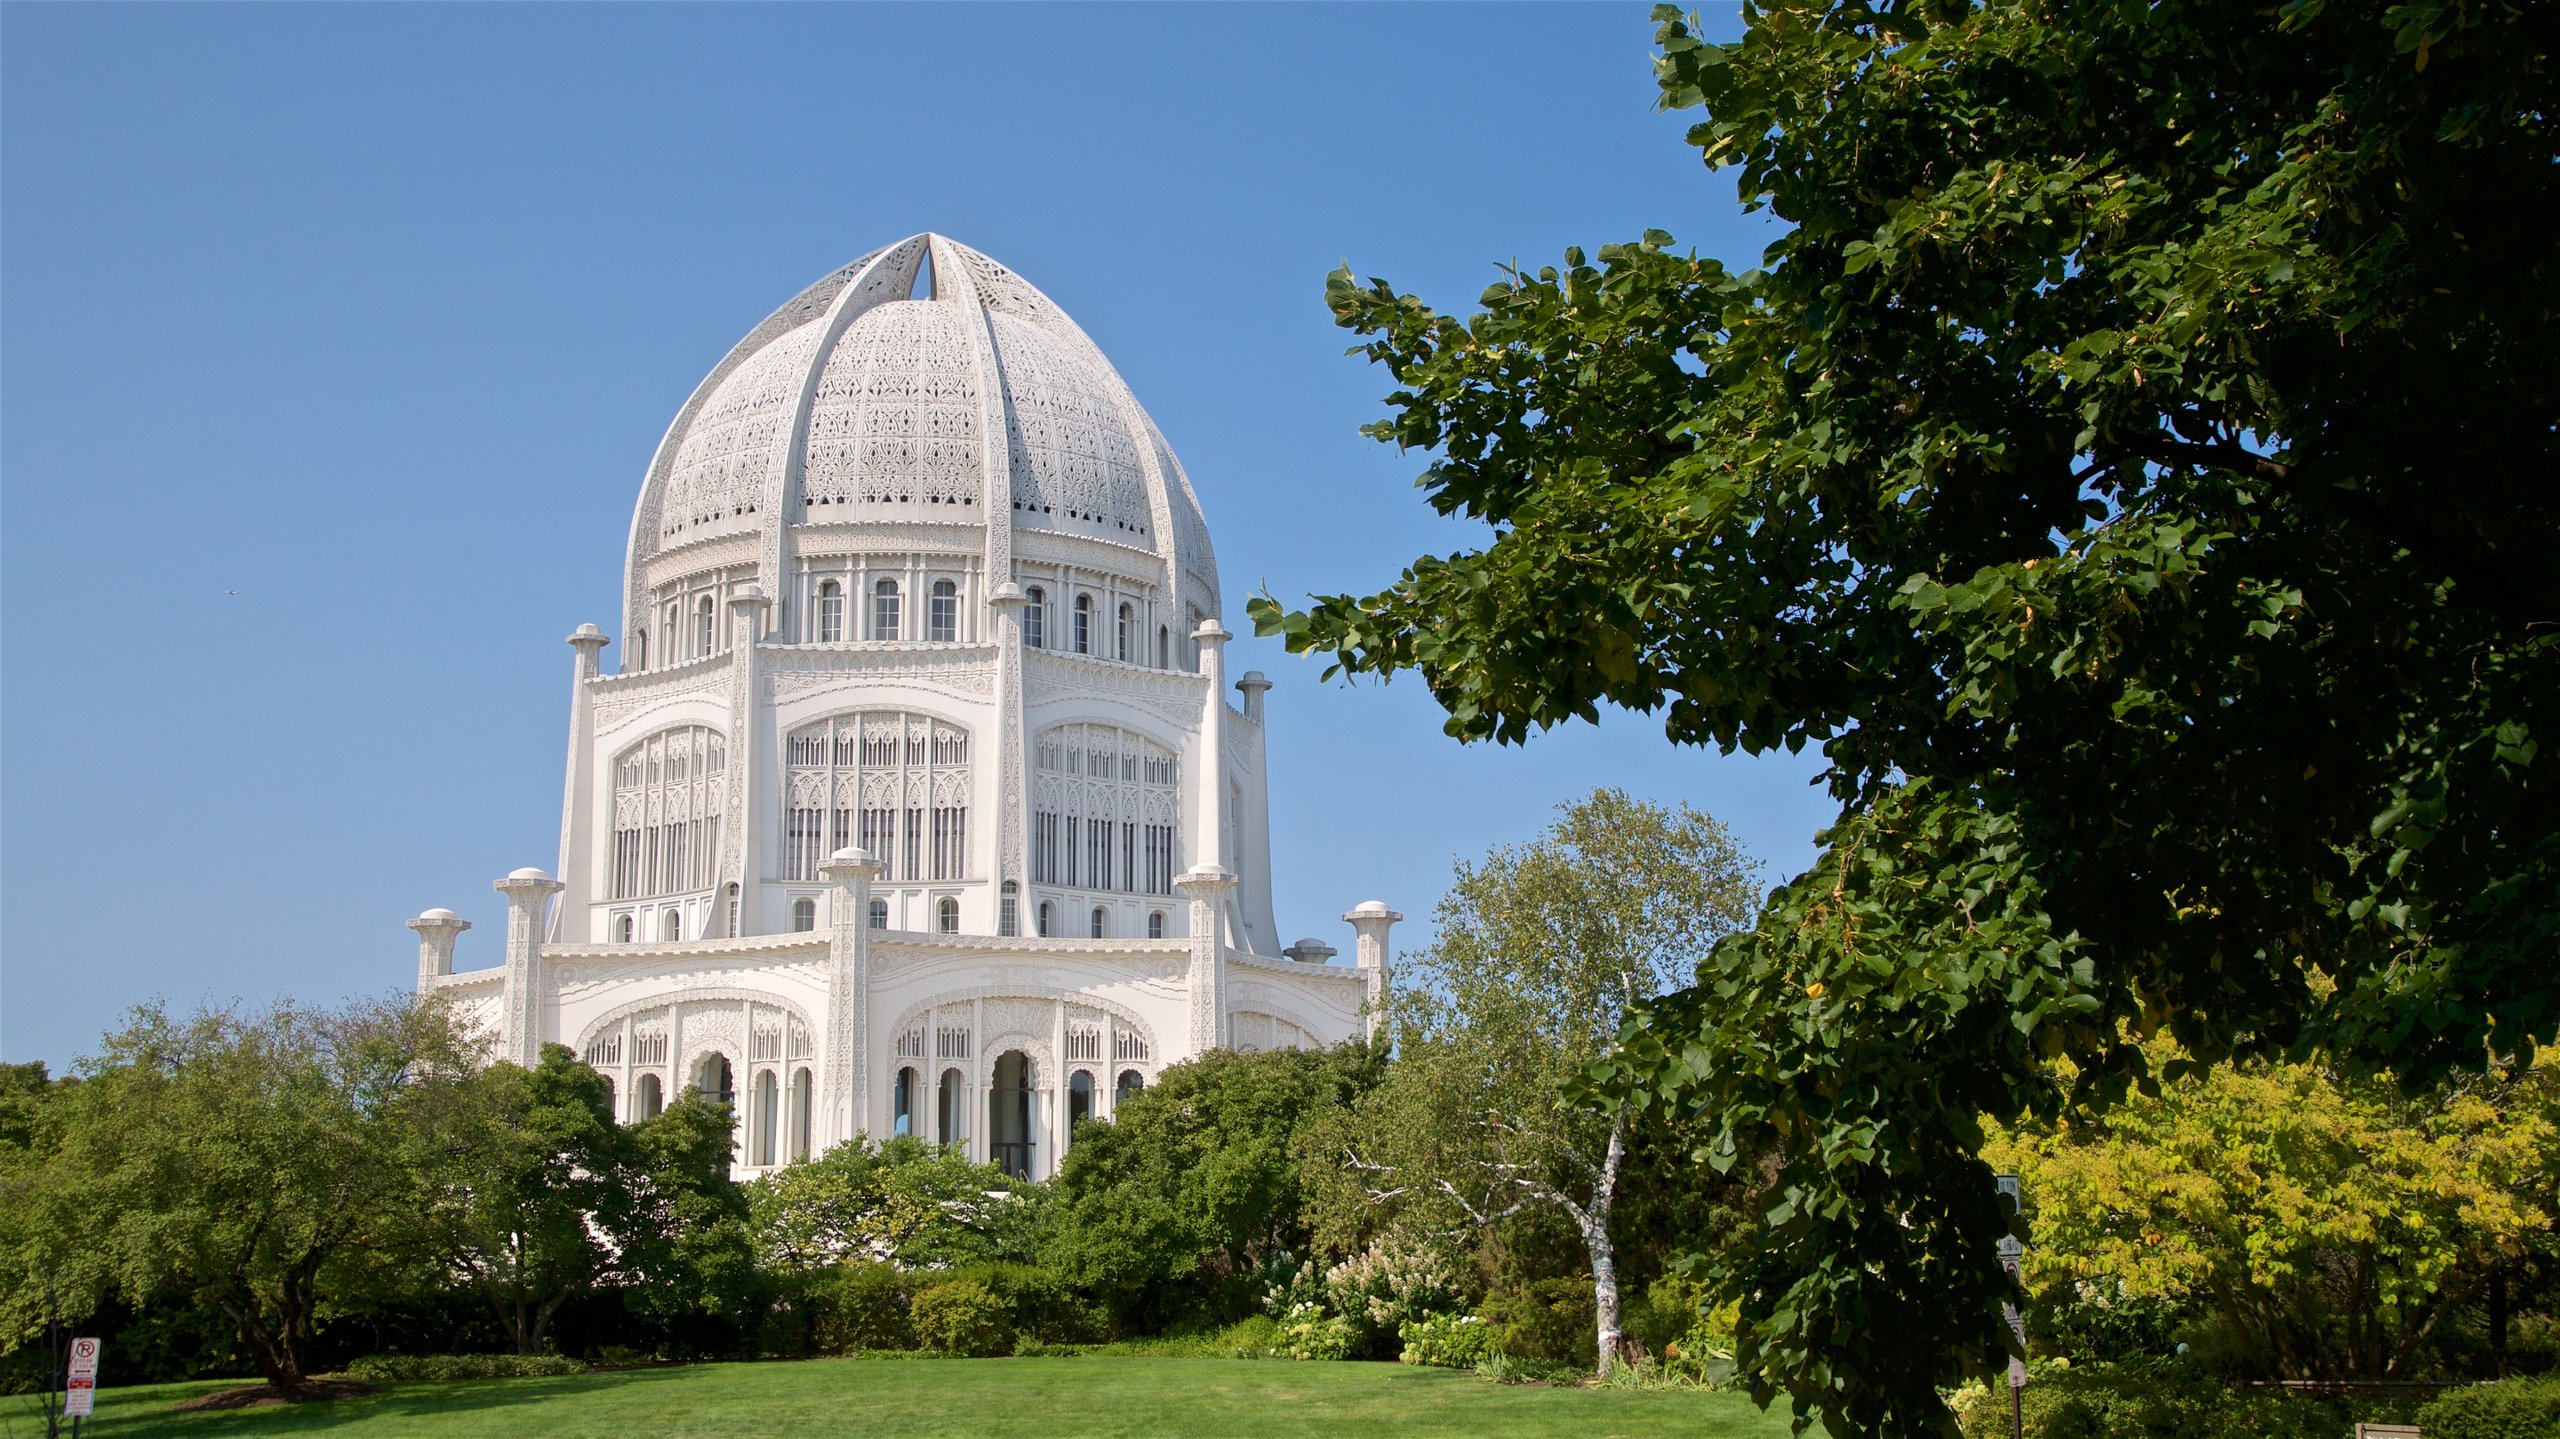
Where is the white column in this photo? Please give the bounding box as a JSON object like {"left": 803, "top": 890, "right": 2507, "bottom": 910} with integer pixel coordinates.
{"left": 1177, "top": 865, "right": 1236, "bottom": 1054}
{"left": 1345, "top": 901, "right": 1402, "bottom": 1043}
{"left": 494, "top": 868, "right": 564, "bottom": 1067}
{"left": 724, "top": 586, "right": 771, "bottom": 933}
{"left": 820, "top": 845, "right": 883, "bottom": 1149}
{"left": 1192, "top": 618, "right": 1231, "bottom": 873}
{"left": 407, "top": 909, "right": 470, "bottom": 993}
{"left": 554, "top": 625, "right": 609, "bottom": 939}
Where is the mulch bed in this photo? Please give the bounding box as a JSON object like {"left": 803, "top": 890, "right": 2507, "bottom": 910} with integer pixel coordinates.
{"left": 170, "top": 1379, "right": 376, "bottom": 1411}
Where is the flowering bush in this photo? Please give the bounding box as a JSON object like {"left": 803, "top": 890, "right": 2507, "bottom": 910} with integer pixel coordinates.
{"left": 1270, "top": 1302, "right": 1360, "bottom": 1361}
{"left": 1397, "top": 1312, "right": 1497, "bottom": 1369}
{"left": 1322, "top": 1242, "right": 1468, "bottom": 1355}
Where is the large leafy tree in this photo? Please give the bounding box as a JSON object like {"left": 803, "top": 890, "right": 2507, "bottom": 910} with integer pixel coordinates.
{"left": 406, "top": 1043, "right": 631, "bottom": 1355}
{"left": 1253, "top": 1, "right": 2557, "bottom": 1431}
{"left": 751, "top": 1133, "right": 1037, "bottom": 1274}
{"left": 15, "top": 999, "right": 466, "bottom": 1389}
{"left": 1311, "top": 789, "right": 1758, "bottom": 1371}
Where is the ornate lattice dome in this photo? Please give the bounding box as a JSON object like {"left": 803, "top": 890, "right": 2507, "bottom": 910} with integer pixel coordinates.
{"left": 623, "top": 234, "right": 1217, "bottom": 626}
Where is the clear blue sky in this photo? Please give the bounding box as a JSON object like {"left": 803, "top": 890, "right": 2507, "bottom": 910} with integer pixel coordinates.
{"left": 1, "top": 2, "right": 1821, "bottom": 1069}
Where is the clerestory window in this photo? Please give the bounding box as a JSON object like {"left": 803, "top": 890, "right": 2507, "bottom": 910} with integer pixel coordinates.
{"left": 929, "top": 580, "right": 957, "bottom": 642}
{"left": 872, "top": 579, "right": 901, "bottom": 641}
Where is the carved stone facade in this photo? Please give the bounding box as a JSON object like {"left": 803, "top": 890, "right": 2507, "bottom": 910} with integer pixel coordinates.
{"left": 416, "top": 234, "right": 1392, "bottom": 1182}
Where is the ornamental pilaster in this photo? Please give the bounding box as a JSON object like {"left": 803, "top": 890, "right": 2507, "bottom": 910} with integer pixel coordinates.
{"left": 407, "top": 909, "right": 471, "bottom": 993}
{"left": 493, "top": 868, "right": 564, "bottom": 1067}
{"left": 820, "top": 846, "right": 884, "bottom": 1147}
{"left": 554, "top": 624, "right": 609, "bottom": 934}
{"left": 1177, "top": 864, "right": 1236, "bottom": 1054}
{"left": 722, "top": 586, "right": 771, "bottom": 927}
{"left": 1344, "top": 901, "right": 1402, "bottom": 1042}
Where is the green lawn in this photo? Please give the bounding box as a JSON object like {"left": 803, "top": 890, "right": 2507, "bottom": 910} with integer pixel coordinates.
{"left": 27, "top": 1357, "right": 1799, "bottom": 1438}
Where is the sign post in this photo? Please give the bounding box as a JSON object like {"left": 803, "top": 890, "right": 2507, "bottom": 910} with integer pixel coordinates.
{"left": 64, "top": 1336, "right": 101, "bottom": 1436}
{"left": 1995, "top": 1175, "right": 2026, "bottom": 1439}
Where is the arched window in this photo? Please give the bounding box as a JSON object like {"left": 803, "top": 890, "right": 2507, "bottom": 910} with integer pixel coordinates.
{"left": 790, "top": 897, "right": 816, "bottom": 932}
{"left": 634, "top": 629, "right": 648, "bottom": 671}
{"left": 753, "top": 1070, "right": 779, "bottom": 1166}
{"left": 695, "top": 595, "right": 716, "bottom": 658}
{"left": 1032, "top": 723, "right": 1180, "bottom": 896}
{"left": 1147, "top": 910, "right": 1165, "bottom": 939}
{"left": 1073, "top": 594, "right": 1092, "bottom": 654}
{"left": 1069, "top": 1070, "right": 1094, "bottom": 1131}
{"left": 1116, "top": 603, "right": 1132, "bottom": 661}
{"left": 817, "top": 580, "right": 844, "bottom": 642}
{"left": 929, "top": 580, "right": 958, "bottom": 642}
{"left": 600, "top": 1075, "right": 618, "bottom": 1122}
{"left": 989, "top": 1051, "right": 1034, "bottom": 1178}
{"left": 937, "top": 1067, "right": 963, "bottom": 1145}
{"left": 1156, "top": 625, "right": 1169, "bottom": 669}
{"left": 610, "top": 726, "right": 727, "bottom": 901}
{"left": 937, "top": 896, "right": 960, "bottom": 934}
{"left": 868, "top": 897, "right": 888, "bottom": 930}
{"left": 791, "top": 1068, "right": 814, "bottom": 1162}
{"left": 724, "top": 883, "right": 740, "bottom": 938}
{"left": 1000, "top": 880, "right": 1019, "bottom": 937}
{"left": 1023, "top": 586, "right": 1046, "bottom": 649}
{"left": 618, "top": 914, "right": 634, "bottom": 943}
{"left": 693, "top": 1053, "right": 734, "bottom": 1107}
{"left": 636, "top": 1072, "right": 664, "bottom": 1120}
{"left": 893, "top": 1066, "right": 917, "bottom": 1137}
{"left": 872, "top": 579, "right": 901, "bottom": 640}
{"left": 1116, "top": 1068, "right": 1144, "bottom": 1104}
{"left": 662, "top": 910, "right": 683, "bottom": 941}
{"left": 1037, "top": 901, "right": 1053, "bottom": 937}
{"left": 783, "top": 712, "right": 970, "bottom": 883}
{"left": 1090, "top": 907, "right": 1107, "bottom": 938}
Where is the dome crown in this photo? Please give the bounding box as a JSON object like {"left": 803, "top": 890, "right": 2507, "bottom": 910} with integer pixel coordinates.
{"left": 625, "top": 235, "right": 1216, "bottom": 629}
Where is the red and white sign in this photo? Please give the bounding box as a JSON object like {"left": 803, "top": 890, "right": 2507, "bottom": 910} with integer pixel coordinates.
{"left": 65, "top": 1338, "right": 102, "bottom": 1417}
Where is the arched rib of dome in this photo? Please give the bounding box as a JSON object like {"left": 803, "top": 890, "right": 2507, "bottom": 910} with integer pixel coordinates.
{"left": 989, "top": 313, "right": 1151, "bottom": 541}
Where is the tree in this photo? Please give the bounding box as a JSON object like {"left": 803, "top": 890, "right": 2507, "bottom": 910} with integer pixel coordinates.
{"left": 1986, "top": 1048, "right": 2560, "bottom": 1380}
{"left": 1045, "top": 1044, "right": 1385, "bottom": 1331}
{"left": 407, "top": 1043, "right": 629, "bottom": 1355}
{"left": 1251, "top": 3, "right": 2557, "bottom": 1430}
{"left": 616, "top": 1087, "right": 758, "bottom": 1351}
{"left": 752, "top": 1133, "right": 1036, "bottom": 1274}
{"left": 1319, "top": 789, "right": 1757, "bottom": 1371}
{"left": 24, "top": 998, "right": 465, "bottom": 1389}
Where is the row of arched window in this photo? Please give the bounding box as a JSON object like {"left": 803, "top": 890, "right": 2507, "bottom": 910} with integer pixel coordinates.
{"left": 1021, "top": 586, "right": 1171, "bottom": 667}
{"left": 889, "top": 1059, "right": 1145, "bottom": 1177}
{"left": 812, "top": 577, "right": 960, "bottom": 643}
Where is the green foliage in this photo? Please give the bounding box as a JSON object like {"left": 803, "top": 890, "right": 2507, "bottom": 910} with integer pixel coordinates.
{"left": 1400, "top": 1312, "right": 1499, "bottom": 1369}
{"left": 2414, "top": 1375, "right": 2560, "bottom": 1439}
{"left": 1947, "top": 1361, "right": 2390, "bottom": 1439}
{"left": 404, "top": 1043, "right": 630, "bottom": 1355}
{"left": 1483, "top": 1278, "right": 1599, "bottom": 1371}
{"left": 909, "top": 1276, "right": 1013, "bottom": 1356}
{"left": 1987, "top": 1049, "right": 2560, "bottom": 1378}
{"left": 0, "top": 998, "right": 471, "bottom": 1387}
{"left": 1269, "top": 1303, "right": 1359, "bottom": 1361}
{"left": 1254, "top": 1, "right": 2560, "bottom": 1430}
{"left": 1045, "top": 1043, "right": 1385, "bottom": 1330}
{"left": 807, "top": 1262, "right": 915, "bottom": 1353}
{"left": 753, "top": 1133, "right": 1036, "bottom": 1273}
{"left": 618, "top": 1088, "right": 760, "bottom": 1347}
{"left": 341, "top": 1352, "right": 586, "bottom": 1382}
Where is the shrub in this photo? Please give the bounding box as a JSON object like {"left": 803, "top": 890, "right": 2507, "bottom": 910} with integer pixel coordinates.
{"left": 342, "top": 1353, "right": 586, "bottom": 1382}
{"left": 1946, "top": 1360, "right": 2371, "bottom": 1439}
{"left": 1094, "top": 1316, "right": 1279, "bottom": 1359}
{"left": 1476, "top": 1351, "right": 1585, "bottom": 1385}
{"left": 2415, "top": 1376, "right": 2560, "bottom": 1439}
{"left": 812, "top": 1262, "right": 914, "bottom": 1353}
{"left": 1481, "top": 1277, "right": 1596, "bottom": 1370}
{"left": 968, "top": 1261, "right": 1109, "bottom": 1345}
{"left": 1270, "top": 1302, "right": 1359, "bottom": 1361}
{"left": 910, "top": 1277, "right": 1014, "bottom": 1357}
{"left": 1398, "top": 1312, "right": 1496, "bottom": 1369}
{"left": 1319, "top": 1242, "right": 1468, "bottom": 1357}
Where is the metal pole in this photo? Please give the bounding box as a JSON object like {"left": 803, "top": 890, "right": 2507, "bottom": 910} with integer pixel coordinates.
{"left": 2011, "top": 1378, "right": 2023, "bottom": 1439}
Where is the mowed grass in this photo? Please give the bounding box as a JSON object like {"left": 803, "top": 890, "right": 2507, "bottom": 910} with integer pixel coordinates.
{"left": 30, "top": 1356, "right": 1800, "bottom": 1438}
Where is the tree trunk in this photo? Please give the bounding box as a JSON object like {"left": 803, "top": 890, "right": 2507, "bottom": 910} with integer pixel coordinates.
{"left": 1587, "top": 1112, "right": 1631, "bottom": 1375}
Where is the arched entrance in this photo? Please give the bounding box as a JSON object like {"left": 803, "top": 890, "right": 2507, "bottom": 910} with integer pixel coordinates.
{"left": 989, "top": 1050, "right": 1035, "bottom": 1179}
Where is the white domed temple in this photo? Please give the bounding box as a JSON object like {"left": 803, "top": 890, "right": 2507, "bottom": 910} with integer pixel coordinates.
{"left": 410, "top": 234, "right": 1398, "bottom": 1179}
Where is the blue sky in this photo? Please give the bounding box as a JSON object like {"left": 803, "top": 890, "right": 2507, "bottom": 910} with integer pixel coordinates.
{"left": 0, "top": 2, "right": 1823, "bottom": 1069}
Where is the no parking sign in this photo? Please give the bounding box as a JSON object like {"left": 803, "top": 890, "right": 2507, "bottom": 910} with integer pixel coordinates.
{"left": 65, "top": 1337, "right": 101, "bottom": 1418}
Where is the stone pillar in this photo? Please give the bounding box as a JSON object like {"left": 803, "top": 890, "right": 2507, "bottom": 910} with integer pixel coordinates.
{"left": 820, "top": 846, "right": 883, "bottom": 1148}
{"left": 988, "top": 581, "right": 1028, "bottom": 934}
{"left": 495, "top": 868, "right": 564, "bottom": 1067}
{"left": 1192, "top": 620, "right": 1232, "bottom": 873}
{"left": 1234, "top": 670, "right": 1270, "bottom": 723}
{"left": 1345, "top": 901, "right": 1402, "bottom": 1043}
{"left": 1177, "top": 865, "right": 1237, "bottom": 1054}
{"left": 408, "top": 908, "right": 471, "bottom": 993}
{"left": 722, "top": 585, "right": 771, "bottom": 934}
{"left": 554, "top": 624, "right": 609, "bottom": 938}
